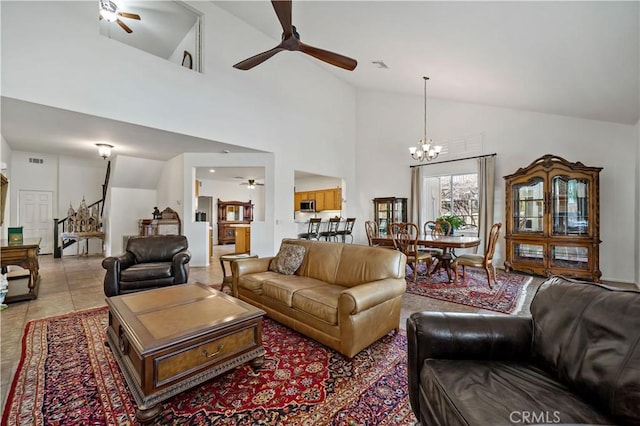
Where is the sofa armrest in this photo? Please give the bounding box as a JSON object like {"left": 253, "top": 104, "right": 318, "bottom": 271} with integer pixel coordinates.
{"left": 232, "top": 257, "right": 273, "bottom": 277}
{"left": 406, "top": 312, "right": 533, "bottom": 418}
{"left": 339, "top": 278, "right": 406, "bottom": 315}
{"left": 102, "top": 252, "right": 135, "bottom": 297}
{"left": 172, "top": 250, "right": 191, "bottom": 284}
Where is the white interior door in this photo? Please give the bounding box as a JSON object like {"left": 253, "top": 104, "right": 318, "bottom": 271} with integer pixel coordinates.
{"left": 19, "top": 190, "right": 54, "bottom": 254}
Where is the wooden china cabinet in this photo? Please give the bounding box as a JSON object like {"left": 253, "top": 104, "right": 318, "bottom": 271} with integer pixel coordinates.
{"left": 373, "top": 197, "right": 407, "bottom": 236}
{"left": 217, "top": 199, "right": 253, "bottom": 246}
{"left": 503, "top": 155, "right": 602, "bottom": 282}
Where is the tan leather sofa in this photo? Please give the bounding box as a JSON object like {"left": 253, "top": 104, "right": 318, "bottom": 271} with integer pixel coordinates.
{"left": 232, "top": 238, "right": 407, "bottom": 358}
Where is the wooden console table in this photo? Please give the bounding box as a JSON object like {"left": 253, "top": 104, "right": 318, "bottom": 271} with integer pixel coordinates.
{"left": 1, "top": 238, "right": 42, "bottom": 302}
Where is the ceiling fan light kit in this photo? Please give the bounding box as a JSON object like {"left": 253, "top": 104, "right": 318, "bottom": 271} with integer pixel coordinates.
{"left": 98, "top": 0, "right": 141, "bottom": 34}
{"left": 233, "top": 0, "right": 357, "bottom": 71}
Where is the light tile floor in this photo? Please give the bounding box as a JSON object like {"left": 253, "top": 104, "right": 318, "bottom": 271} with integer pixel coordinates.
{"left": 4, "top": 245, "right": 601, "bottom": 411}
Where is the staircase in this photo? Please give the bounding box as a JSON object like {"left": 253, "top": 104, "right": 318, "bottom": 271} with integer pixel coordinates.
{"left": 53, "top": 161, "right": 110, "bottom": 258}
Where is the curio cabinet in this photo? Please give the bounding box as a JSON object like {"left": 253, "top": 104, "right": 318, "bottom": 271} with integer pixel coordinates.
{"left": 504, "top": 155, "right": 602, "bottom": 282}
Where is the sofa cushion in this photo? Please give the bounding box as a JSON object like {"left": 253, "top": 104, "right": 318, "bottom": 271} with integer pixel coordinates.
{"left": 237, "top": 271, "right": 284, "bottom": 295}
{"left": 292, "top": 285, "right": 347, "bottom": 325}
{"left": 269, "top": 244, "right": 306, "bottom": 275}
{"left": 120, "top": 262, "right": 172, "bottom": 282}
{"left": 262, "top": 276, "right": 327, "bottom": 307}
{"left": 421, "top": 359, "right": 615, "bottom": 425}
{"left": 530, "top": 276, "right": 640, "bottom": 424}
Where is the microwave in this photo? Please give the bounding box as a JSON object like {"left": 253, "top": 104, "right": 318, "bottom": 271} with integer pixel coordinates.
{"left": 300, "top": 200, "right": 316, "bottom": 212}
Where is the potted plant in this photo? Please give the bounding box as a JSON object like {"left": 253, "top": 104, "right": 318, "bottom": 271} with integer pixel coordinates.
{"left": 436, "top": 215, "right": 465, "bottom": 235}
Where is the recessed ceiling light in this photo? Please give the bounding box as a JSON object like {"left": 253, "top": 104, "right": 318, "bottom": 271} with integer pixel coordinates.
{"left": 209, "top": 169, "right": 215, "bottom": 173}
{"left": 222, "top": 149, "right": 230, "bottom": 154}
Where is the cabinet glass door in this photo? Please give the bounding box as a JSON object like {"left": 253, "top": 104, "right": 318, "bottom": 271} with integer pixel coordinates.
{"left": 513, "top": 178, "right": 544, "bottom": 233}
{"left": 551, "top": 245, "right": 589, "bottom": 269}
{"left": 551, "top": 176, "right": 589, "bottom": 236}
{"left": 512, "top": 243, "right": 545, "bottom": 265}
{"left": 378, "top": 201, "right": 391, "bottom": 236}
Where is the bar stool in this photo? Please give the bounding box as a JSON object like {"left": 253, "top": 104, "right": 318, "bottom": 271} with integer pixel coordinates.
{"left": 336, "top": 218, "right": 356, "bottom": 243}
{"left": 298, "top": 218, "right": 322, "bottom": 240}
{"left": 319, "top": 217, "right": 340, "bottom": 241}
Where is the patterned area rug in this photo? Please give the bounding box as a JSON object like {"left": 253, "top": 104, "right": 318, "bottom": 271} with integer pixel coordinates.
{"left": 405, "top": 267, "right": 532, "bottom": 314}
{"left": 3, "top": 307, "right": 416, "bottom": 425}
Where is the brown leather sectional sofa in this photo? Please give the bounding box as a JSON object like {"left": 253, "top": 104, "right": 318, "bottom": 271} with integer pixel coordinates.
{"left": 407, "top": 275, "right": 640, "bottom": 426}
{"left": 232, "top": 238, "right": 407, "bottom": 358}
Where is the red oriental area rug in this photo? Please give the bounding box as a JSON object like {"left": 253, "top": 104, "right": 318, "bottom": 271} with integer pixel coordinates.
{"left": 3, "top": 306, "right": 416, "bottom": 425}
{"left": 405, "top": 267, "right": 533, "bottom": 314}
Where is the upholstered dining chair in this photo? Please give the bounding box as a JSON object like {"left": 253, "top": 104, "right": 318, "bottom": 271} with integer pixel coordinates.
{"left": 451, "top": 222, "right": 502, "bottom": 288}
{"left": 336, "top": 217, "right": 356, "bottom": 243}
{"left": 319, "top": 217, "right": 341, "bottom": 241}
{"left": 391, "top": 222, "right": 432, "bottom": 281}
{"left": 298, "top": 218, "right": 322, "bottom": 240}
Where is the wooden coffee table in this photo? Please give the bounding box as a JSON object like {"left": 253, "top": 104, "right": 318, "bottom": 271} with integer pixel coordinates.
{"left": 105, "top": 283, "right": 266, "bottom": 424}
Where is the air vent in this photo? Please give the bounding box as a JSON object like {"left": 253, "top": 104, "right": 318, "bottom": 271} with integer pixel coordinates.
{"left": 28, "top": 158, "right": 44, "bottom": 164}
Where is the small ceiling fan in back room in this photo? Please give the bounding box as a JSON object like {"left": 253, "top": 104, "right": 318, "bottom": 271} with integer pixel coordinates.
{"left": 233, "top": 0, "right": 357, "bottom": 71}
{"left": 98, "top": 0, "right": 141, "bottom": 34}
{"left": 240, "top": 179, "right": 264, "bottom": 189}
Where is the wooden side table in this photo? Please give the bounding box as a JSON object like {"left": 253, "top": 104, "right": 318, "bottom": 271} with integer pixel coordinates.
{"left": 219, "top": 253, "right": 258, "bottom": 292}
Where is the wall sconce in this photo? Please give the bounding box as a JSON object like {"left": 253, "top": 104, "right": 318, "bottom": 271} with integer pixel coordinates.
{"left": 96, "top": 143, "right": 114, "bottom": 160}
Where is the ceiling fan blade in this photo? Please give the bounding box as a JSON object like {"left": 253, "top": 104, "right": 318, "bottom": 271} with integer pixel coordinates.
{"left": 118, "top": 11, "right": 141, "bottom": 20}
{"left": 116, "top": 18, "right": 133, "bottom": 33}
{"left": 271, "top": 0, "right": 293, "bottom": 37}
{"left": 233, "top": 46, "right": 284, "bottom": 70}
{"left": 299, "top": 42, "right": 357, "bottom": 71}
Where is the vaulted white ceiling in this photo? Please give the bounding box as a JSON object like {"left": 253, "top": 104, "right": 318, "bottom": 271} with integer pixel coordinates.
{"left": 216, "top": 0, "right": 639, "bottom": 125}
{"left": 2, "top": 1, "right": 638, "bottom": 164}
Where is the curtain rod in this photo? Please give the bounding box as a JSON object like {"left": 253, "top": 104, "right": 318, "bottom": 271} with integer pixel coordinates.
{"left": 409, "top": 153, "right": 497, "bottom": 168}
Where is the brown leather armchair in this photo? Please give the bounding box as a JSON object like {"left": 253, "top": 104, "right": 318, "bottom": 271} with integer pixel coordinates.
{"left": 407, "top": 276, "right": 640, "bottom": 426}
{"left": 102, "top": 235, "right": 191, "bottom": 297}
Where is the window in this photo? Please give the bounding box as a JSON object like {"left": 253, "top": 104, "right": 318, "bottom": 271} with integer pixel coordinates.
{"left": 428, "top": 173, "right": 479, "bottom": 230}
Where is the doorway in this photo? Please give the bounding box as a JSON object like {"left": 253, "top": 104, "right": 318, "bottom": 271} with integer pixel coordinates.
{"left": 18, "top": 190, "right": 53, "bottom": 254}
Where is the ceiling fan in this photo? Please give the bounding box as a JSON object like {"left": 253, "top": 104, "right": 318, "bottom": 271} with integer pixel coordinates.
{"left": 98, "top": 0, "right": 141, "bottom": 34}
{"left": 233, "top": 0, "right": 357, "bottom": 71}
{"left": 240, "top": 179, "right": 264, "bottom": 189}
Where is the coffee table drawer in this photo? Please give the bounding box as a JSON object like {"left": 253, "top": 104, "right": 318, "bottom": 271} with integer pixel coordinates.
{"left": 156, "top": 325, "right": 258, "bottom": 386}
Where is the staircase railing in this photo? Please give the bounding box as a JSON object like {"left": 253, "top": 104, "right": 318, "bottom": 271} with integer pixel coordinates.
{"left": 54, "top": 161, "right": 110, "bottom": 258}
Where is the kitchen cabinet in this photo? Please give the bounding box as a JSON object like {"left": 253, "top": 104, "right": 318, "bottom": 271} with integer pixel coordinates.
{"left": 504, "top": 155, "right": 602, "bottom": 282}
{"left": 294, "top": 188, "right": 342, "bottom": 211}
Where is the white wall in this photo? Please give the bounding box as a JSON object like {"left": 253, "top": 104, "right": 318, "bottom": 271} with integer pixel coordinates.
{"left": 104, "top": 187, "right": 157, "bottom": 255}
{"left": 355, "top": 90, "right": 638, "bottom": 283}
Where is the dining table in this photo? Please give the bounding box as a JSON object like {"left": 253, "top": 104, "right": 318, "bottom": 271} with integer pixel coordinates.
{"left": 370, "top": 234, "right": 481, "bottom": 282}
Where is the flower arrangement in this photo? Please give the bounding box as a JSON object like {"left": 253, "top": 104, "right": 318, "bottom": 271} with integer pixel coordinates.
{"left": 436, "top": 215, "right": 466, "bottom": 234}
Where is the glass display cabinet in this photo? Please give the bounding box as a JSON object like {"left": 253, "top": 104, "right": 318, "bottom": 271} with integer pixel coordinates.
{"left": 373, "top": 197, "right": 407, "bottom": 236}
{"left": 504, "top": 155, "right": 602, "bottom": 282}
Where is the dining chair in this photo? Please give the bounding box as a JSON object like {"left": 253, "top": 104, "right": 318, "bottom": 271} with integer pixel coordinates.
{"left": 336, "top": 217, "right": 356, "bottom": 243}
{"left": 365, "top": 220, "right": 378, "bottom": 246}
{"left": 319, "top": 217, "right": 341, "bottom": 241}
{"left": 451, "top": 222, "right": 502, "bottom": 288}
{"left": 421, "top": 220, "right": 451, "bottom": 272}
{"left": 391, "top": 222, "right": 432, "bottom": 281}
{"left": 298, "top": 218, "right": 322, "bottom": 240}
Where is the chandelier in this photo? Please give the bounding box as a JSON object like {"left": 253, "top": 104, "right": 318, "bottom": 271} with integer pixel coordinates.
{"left": 409, "top": 76, "right": 442, "bottom": 162}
